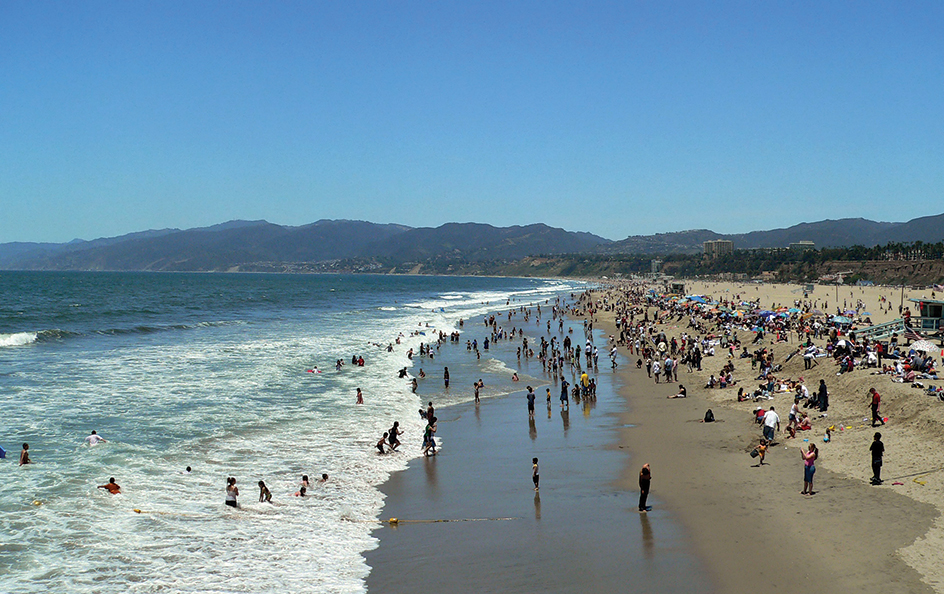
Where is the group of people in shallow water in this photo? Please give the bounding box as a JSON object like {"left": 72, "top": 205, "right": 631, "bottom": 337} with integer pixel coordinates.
{"left": 15, "top": 427, "right": 335, "bottom": 508}
{"left": 227, "top": 473, "right": 330, "bottom": 507}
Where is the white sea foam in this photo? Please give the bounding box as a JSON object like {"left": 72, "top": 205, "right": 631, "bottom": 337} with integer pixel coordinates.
{"left": 0, "top": 331, "right": 37, "bottom": 347}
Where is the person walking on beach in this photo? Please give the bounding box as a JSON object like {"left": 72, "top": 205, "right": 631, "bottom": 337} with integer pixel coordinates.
{"left": 870, "top": 432, "right": 884, "bottom": 485}
{"left": 638, "top": 464, "right": 651, "bottom": 512}
{"left": 19, "top": 443, "right": 30, "bottom": 466}
{"left": 762, "top": 406, "right": 780, "bottom": 443}
{"left": 526, "top": 386, "right": 536, "bottom": 419}
{"left": 869, "top": 388, "right": 885, "bottom": 427}
{"left": 225, "top": 477, "right": 239, "bottom": 508}
{"left": 532, "top": 457, "right": 540, "bottom": 491}
{"left": 801, "top": 444, "right": 818, "bottom": 495}
{"left": 560, "top": 377, "right": 569, "bottom": 409}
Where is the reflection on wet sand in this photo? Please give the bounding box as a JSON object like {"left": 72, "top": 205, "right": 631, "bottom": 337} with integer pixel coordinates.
{"left": 640, "top": 511, "right": 654, "bottom": 560}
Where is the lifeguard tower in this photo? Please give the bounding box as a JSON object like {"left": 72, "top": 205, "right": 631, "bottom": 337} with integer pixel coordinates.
{"left": 909, "top": 298, "right": 944, "bottom": 336}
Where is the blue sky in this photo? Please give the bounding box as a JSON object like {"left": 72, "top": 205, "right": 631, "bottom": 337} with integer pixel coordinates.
{"left": 1, "top": 1, "right": 942, "bottom": 243}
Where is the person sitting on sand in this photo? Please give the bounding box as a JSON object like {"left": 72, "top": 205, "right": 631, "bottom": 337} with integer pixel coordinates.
{"left": 668, "top": 385, "right": 687, "bottom": 399}
{"left": 797, "top": 413, "right": 812, "bottom": 431}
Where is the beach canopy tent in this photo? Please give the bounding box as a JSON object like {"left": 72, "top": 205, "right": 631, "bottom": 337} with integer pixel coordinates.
{"left": 910, "top": 340, "right": 938, "bottom": 353}
{"left": 831, "top": 315, "right": 853, "bottom": 324}
{"left": 687, "top": 296, "right": 708, "bottom": 304}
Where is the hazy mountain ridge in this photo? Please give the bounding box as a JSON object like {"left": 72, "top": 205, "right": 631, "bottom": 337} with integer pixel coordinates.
{"left": 2, "top": 213, "right": 942, "bottom": 271}
{"left": 0, "top": 220, "right": 605, "bottom": 271}
{"left": 598, "top": 214, "right": 944, "bottom": 255}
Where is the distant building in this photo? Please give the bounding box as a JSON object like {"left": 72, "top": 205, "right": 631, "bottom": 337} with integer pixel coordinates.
{"left": 789, "top": 241, "right": 815, "bottom": 252}
{"left": 703, "top": 240, "right": 733, "bottom": 258}
{"left": 650, "top": 259, "right": 663, "bottom": 273}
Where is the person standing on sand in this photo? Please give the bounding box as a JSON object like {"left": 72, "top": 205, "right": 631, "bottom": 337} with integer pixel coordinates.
{"left": 818, "top": 380, "right": 829, "bottom": 412}
{"left": 532, "top": 457, "right": 540, "bottom": 491}
{"left": 638, "top": 464, "right": 651, "bottom": 512}
{"left": 869, "top": 388, "right": 885, "bottom": 427}
{"left": 801, "top": 444, "right": 818, "bottom": 495}
{"left": 870, "top": 432, "right": 884, "bottom": 485}
{"left": 526, "top": 386, "right": 536, "bottom": 419}
{"left": 560, "top": 377, "right": 569, "bottom": 409}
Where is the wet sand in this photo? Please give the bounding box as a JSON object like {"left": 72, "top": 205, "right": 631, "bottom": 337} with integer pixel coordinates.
{"left": 365, "top": 348, "right": 712, "bottom": 593}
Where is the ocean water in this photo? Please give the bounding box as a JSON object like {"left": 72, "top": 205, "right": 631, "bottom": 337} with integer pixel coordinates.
{"left": 0, "top": 272, "right": 585, "bottom": 594}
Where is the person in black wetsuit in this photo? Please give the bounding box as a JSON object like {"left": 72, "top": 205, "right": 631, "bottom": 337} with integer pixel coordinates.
{"left": 638, "top": 464, "right": 651, "bottom": 511}
{"left": 870, "top": 432, "right": 884, "bottom": 485}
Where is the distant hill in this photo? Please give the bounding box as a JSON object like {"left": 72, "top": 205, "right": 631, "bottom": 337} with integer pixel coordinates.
{"left": 599, "top": 214, "right": 944, "bottom": 255}
{"left": 3, "top": 213, "right": 942, "bottom": 272}
{"left": 0, "top": 220, "right": 608, "bottom": 271}
{"left": 369, "top": 223, "right": 609, "bottom": 262}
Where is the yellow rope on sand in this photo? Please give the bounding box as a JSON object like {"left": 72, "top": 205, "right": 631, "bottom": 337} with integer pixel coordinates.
{"left": 386, "top": 517, "right": 518, "bottom": 525}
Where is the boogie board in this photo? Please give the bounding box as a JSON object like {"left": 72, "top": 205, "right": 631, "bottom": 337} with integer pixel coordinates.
{"left": 0, "top": 446, "right": 5, "bottom": 459}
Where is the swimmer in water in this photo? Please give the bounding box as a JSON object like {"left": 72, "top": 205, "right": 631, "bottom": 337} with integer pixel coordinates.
{"left": 84, "top": 430, "right": 107, "bottom": 446}
{"left": 377, "top": 433, "right": 388, "bottom": 454}
{"left": 319, "top": 473, "right": 328, "bottom": 483}
{"left": 19, "top": 443, "right": 31, "bottom": 466}
{"left": 258, "top": 480, "right": 272, "bottom": 503}
{"left": 294, "top": 486, "right": 307, "bottom": 497}
{"left": 225, "top": 477, "right": 239, "bottom": 507}
{"left": 356, "top": 388, "right": 364, "bottom": 405}
{"left": 98, "top": 477, "right": 121, "bottom": 494}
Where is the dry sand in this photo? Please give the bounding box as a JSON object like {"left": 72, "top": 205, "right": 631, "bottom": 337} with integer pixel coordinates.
{"left": 598, "top": 280, "right": 944, "bottom": 593}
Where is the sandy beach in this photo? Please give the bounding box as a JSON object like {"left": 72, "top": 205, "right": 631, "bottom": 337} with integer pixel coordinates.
{"left": 366, "top": 280, "right": 944, "bottom": 593}
{"left": 667, "top": 283, "right": 944, "bottom": 592}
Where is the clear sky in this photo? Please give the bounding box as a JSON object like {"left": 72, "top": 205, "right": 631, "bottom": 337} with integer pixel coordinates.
{"left": 1, "top": 1, "right": 942, "bottom": 243}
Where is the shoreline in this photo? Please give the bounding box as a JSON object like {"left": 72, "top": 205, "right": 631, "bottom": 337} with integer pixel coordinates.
{"left": 365, "top": 316, "right": 712, "bottom": 593}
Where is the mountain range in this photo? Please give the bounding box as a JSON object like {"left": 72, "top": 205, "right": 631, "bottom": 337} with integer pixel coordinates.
{"left": 1, "top": 213, "right": 942, "bottom": 272}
